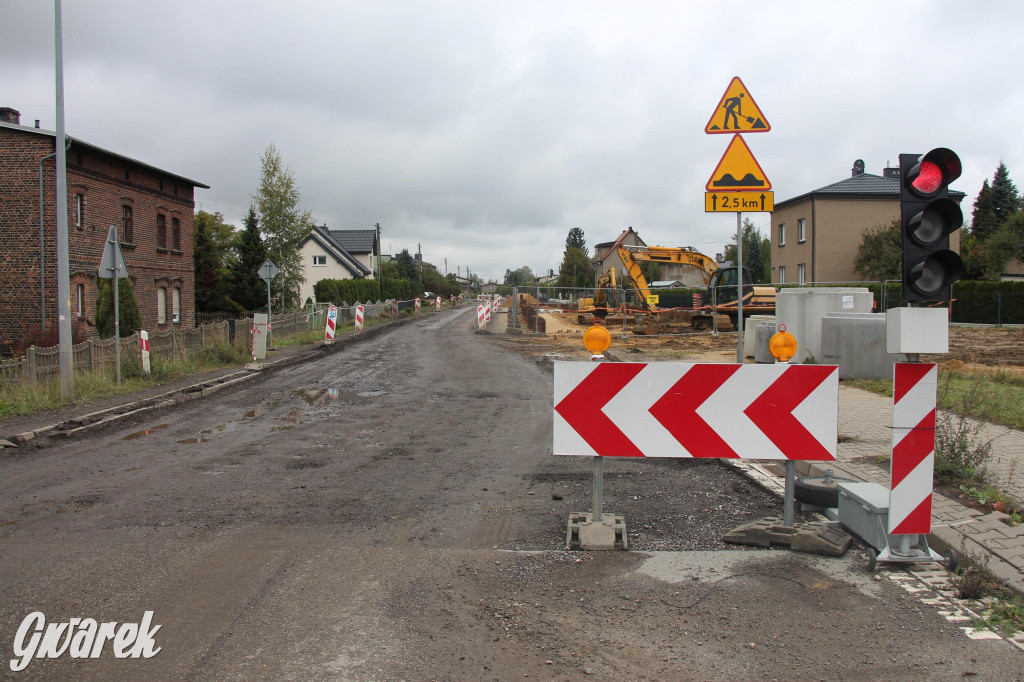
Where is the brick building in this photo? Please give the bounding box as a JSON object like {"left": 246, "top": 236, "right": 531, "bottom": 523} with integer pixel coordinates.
{"left": 0, "top": 107, "right": 208, "bottom": 356}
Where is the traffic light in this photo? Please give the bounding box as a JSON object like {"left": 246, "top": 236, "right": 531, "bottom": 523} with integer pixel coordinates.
{"left": 899, "top": 149, "right": 965, "bottom": 302}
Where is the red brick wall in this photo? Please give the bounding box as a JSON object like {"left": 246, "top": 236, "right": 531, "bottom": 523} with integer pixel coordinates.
{"left": 0, "top": 125, "right": 199, "bottom": 356}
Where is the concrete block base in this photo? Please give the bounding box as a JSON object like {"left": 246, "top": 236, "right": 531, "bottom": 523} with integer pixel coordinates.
{"left": 722, "top": 517, "right": 852, "bottom": 556}
{"left": 566, "top": 512, "right": 628, "bottom": 551}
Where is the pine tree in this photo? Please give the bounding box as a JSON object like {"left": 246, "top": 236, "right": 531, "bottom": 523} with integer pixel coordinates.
{"left": 989, "top": 162, "right": 1021, "bottom": 229}
{"left": 971, "top": 180, "right": 997, "bottom": 241}
{"left": 254, "top": 144, "right": 312, "bottom": 309}
{"left": 226, "top": 205, "right": 268, "bottom": 312}
{"left": 193, "top": 211, "right": 233, "bottom": 312}
{"left": 95, "top": 276, "right": 143, "bottom": 339}
{"left": 723, "top": 219, "right": 767, "bottom": 282}
{"left": 565, "top": 227, "right": 587, "bottom": 256}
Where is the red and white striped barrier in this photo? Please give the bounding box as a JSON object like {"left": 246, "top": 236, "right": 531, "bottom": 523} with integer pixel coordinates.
{"left": 325, "top": 304, "right": 338, "bottom": 341}
{"left": 391, "top": 300, "right": 398, "bottom": 315}
{"left": 484, "top": 301, "right": 492, "bottom": 322}
{"left": 435, "top": 296, "right": 441, "bottom": 311}
{"left": 415, "top": 298, "right": 421, "bottom": 313}
{"left": 477, "top": 305, "right": 487, "bottom": 330}
{"left": 355, "top": 304, "right": 364, "bottom": 332}
{"left": 140, "top": 330, "right": 151, "bottom": 374}
{"left": 888, "top": 363, "right": 937, "bottom": 534}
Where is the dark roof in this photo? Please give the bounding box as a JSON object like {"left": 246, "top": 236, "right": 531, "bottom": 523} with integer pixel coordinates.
{"left": 327, "top": 228, "right": 377, "bottom": 255}
{"left": 300, "top": 225, "right": 371, "bottom": 277}
{"left": 777, "top": 170, "right": 965, "bottom": 209}
{"left": 0, "top": 119, "right": 209, "bottom": 189}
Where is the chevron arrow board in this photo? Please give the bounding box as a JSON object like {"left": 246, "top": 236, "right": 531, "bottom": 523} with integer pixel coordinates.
{"left": 554, "top": 362, "right": 838, "bottom": 460}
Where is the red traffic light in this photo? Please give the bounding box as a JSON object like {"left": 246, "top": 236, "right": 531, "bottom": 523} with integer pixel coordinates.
{"left": 906, "top": 148, "right": 961, "bottom": 198}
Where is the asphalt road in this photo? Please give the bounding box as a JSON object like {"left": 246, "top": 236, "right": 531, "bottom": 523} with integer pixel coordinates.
{"left": 1, "top": 306, "right": 1021, "bottom": 680}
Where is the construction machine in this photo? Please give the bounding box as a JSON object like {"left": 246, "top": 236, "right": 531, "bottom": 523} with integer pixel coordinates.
{"left": 599, "top": 245, "right": 776, "bottom": 330}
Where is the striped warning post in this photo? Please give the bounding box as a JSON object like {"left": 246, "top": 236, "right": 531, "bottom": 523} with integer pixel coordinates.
{"left": 888, "top": 363, "right": 937, "bottom": 534}
{"left": 415, "top": 298, "right": 421, "bottom": 313}
{"left": 355, "top": 304, "right": 364, "bottom": 332}
{"left": 325, "top": 304, "right": 338, "bottom": 341}
{"left": 391, "top": 300, "right": 398, "bottom": 315}
{"left": 140, "top": 330, "right": 151, "bottom": 374}
{"left": 484, "top": 301, "right": 492, "bottom": 323}
{"left": 435, "top": 296, "right": 441, "bottom": 311}
{"left": 477, "top": 305, "right": 487, "bottom": 330}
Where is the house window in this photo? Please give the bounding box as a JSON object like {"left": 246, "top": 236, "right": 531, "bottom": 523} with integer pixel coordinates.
{"left": 157, "top": 287, "right": 167, "bottom": 325}
{"left": 122, "top": 205, "right": 134, "bottom": 243}
{"left": 156, "top": 214, "right": 167, "bottom": 248}
{"left": 172, "top": 287, "right": 181, "bottom": 323}
{"left": 778, "top": 266, "right": 786, "bottom": 284}
{"left": 73, "top": 193, "right": 84, "bottom": 229}
{"left": 798, "top": 263, "right": 807, "bottom": 285}
{"left": 313, "top": 255, "right": 327, "bottom": 266}
{"left": 171, "top": 217, "right": 181, "bottom": 250}
{"left": 75, "top": 284, "right": 84, "bottom": 316}
{"left": 779, "top": 223, "right": 786, "bottom": 246}
{"left": 798, "top": 218, "right": 806, "bottom": 243}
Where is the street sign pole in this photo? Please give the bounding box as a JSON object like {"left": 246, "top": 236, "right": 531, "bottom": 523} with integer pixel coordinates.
{"left": 257, "top": 260, "right": 280, "bottom": 350}
{"left": 266, "top": 278, "right": 273, "bottom": 349}
{"left": 736, "top": 212, "right": 743, "bottom": 362}
{"left": 99, "top": 225, "right": 130, "bottom": 384}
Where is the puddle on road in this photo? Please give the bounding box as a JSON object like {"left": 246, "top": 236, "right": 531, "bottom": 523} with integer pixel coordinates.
{"left": 177, "top": 437, "right": 206, "bottom": 444}
{"left": 122, "top": 424, "right": 169, "bottom": 440}
{"left": 295, "top": 388, "right": 370, "bottom": 406}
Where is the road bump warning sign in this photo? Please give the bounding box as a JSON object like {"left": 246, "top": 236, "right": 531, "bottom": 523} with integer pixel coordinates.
{"left": 706, "top": 135, "right": 771, "bottom": 192}
{"left": 705, "top": 76, "right": 770, "bottom": 134}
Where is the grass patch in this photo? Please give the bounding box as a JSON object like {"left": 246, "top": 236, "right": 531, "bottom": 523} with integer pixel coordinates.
{"left": 0, "top": 340, "right": 252, "bottom": 420}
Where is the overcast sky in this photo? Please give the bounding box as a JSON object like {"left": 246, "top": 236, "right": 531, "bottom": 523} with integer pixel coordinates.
{"left": 4, "top": 1, "right": 1023, "bottom": 282}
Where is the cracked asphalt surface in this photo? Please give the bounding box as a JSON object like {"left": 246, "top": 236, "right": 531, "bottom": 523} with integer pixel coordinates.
{"left": 1, "top": 305, "right": 1021, "bottom": 680}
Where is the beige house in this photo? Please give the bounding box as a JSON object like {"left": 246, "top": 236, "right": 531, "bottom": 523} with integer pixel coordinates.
{"left": 771, "top": 159, "right": 963, "bottom": 286}
{"left": 297, "top": 226, "right": 377, "bottom": 304}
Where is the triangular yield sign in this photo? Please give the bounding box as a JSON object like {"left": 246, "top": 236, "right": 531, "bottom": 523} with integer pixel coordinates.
{"left": 705, "top": 76, "right": 771, "bottom": 134}
{"left": 706, "top": 135, "right": 772, "bottom": 192}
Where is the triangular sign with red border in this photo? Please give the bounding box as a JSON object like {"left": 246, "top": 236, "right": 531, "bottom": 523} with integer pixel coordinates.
{"left": 705, "top": 77, "right": 771, "bottom": 134}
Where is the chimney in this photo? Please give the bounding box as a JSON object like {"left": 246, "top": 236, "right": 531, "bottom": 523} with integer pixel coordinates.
{"left": 851, "top": 159, "right": 865, "bottom": 176}
{"left": 882, "top": 165, "right": 900, "bottom": 179}
{"left": 0, "top": 107, "right": 21, "bottom": 125}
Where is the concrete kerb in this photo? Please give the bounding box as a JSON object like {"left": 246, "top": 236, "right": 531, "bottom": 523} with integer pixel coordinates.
{"left": 1, "top": 313, "right": 425, "bottom": 450}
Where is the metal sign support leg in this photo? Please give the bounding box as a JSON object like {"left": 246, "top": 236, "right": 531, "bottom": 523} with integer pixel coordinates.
{"left": 592, "top": 456, "right": 603, "bottom": 523}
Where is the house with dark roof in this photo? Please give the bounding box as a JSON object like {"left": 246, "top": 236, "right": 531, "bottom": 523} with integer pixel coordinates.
{"left": 0, "top": 106, "right": 208, "bottom": 355}
{"left": 771, "top": 159, "right": 964, "bottom": 286}
{"left": 297, "top": 225, "right": 379, "bottom": 304}
{"left": 591, "top": 227, "right": 646, "bottom": 280}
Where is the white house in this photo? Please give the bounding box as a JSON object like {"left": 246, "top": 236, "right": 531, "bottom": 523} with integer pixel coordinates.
{"left": 297, "top": 226, "right": 376, "bottom": 304}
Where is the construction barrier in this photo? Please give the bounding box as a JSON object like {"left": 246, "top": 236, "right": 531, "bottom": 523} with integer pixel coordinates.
{"left": 889, "top": 363, "right": 937, "bottom": 534}
{"left": 477, "top": 305, "right": 487, "bottom": 330}
{"left": 355, "top": 304, "right": 364, "bottom": 332}
{"left": 325, "top": 305, "right": 338, "bottom": 341}
{"left": 140, "top": 331, "right": 151, "bottom": 374}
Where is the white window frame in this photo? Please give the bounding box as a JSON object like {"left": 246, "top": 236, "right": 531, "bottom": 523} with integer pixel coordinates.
{"left": 313, "top": 255, "right": 327, "bottom": 266}
{"left": 778, "top": 266, "right": 786, "bottom": 284}
{"left": 157, "top": 287, "right": 167, "bottom": 325}
{"left": 172, "top": 287, "right": 181, "bottom": 323}
{"left": 73, "top": 193, "right": 84, "bottom": 229}
{"left": 798, "top": 263, "right": 807, "bottom": 285}
{"left": 779, "top": 223, "right": 786, "bottom": 246}
{"left": 798, "top": 218, "right": 806, "bottom": 243}
{"left": 75, "top": 283, "right": 84, "bottom": 316}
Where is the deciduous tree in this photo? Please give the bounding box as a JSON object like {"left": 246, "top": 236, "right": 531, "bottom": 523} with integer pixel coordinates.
{"left": 853, "top": 218, "right": 901, "bottom": 282}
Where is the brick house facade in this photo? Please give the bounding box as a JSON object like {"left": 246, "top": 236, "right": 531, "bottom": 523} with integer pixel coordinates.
{"left": 0, "top": 108, "right": 208, "bottom": 356}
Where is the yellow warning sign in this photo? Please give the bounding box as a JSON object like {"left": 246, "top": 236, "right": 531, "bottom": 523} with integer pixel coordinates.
{"left": 705, "top": 77, "right": 770, "bottom": 134}
{"left": 705, "top": 135, "right": 771, "bottom": 192}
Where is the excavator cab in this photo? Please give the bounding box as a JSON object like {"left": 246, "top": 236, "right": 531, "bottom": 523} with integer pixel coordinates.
{"left": 707, "top": 265, "right": 752, "bottom": 308}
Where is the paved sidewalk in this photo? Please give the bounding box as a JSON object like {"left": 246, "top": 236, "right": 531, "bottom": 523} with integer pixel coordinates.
{"left": 799, "top": 385, "right": 1024, "bottom": 594}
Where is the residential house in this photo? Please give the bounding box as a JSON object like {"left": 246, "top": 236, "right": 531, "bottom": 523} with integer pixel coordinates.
{"left": 0, "top": 107, "right": 207, "bottom": 356}
{"left": 771, "top": 159, "right": 964, "bottom": 286}
{"left": 297, "top": 225, "right": 378, "bottom": 304}
{"left": 592, "top": 227, "right": 647, "bottom": 280}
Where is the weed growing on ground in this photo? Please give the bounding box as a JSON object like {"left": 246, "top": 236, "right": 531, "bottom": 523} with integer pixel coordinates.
{"left": 948, "top": 542, "right": 1024, "bottom": 637}
{"left": 934, "top": 373, "right": 1001, "bottom": 489}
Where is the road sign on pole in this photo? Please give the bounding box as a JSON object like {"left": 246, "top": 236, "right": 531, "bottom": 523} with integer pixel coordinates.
{"left": 706, "top": 135, "right": 772, "bottom": 192}
{"left": 705, "top": 191, "right": 774, "bottom": 213}
{"left": 98, "top": 225, "right": 130, "bottom": 384}
{"left": 705, "top": 76, "right": 771, "bottom": 134}
{"left": 258, "top": 260, "right": 279, "bottom": 349}
{"left": 554, "top": 362, "right": 838, "bottom": 460}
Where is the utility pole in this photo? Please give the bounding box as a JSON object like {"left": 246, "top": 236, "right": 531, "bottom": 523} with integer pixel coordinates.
{"left": 444, "top": 258, "right": 447, "bottom": 276}
{"left": 54, "top": 0, "right": 74, "bottom": 401}
{"left": 417, "top": 242, "right": 423, "bottom": 280}
{"left": 375, "top": 222, "right": 381, "bottom": 299}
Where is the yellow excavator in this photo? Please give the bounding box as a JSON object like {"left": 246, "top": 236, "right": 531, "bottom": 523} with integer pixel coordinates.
{"left": 595, "top": 245, "right": 776, "bottom": 330}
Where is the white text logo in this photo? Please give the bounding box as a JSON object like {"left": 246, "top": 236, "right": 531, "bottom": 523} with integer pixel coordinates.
{"left": 10, "top": 611, "right": 161, "bottom": 672}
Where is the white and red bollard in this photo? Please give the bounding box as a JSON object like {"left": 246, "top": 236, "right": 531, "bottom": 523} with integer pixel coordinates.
{"left": 355, "top": 304, "right": 364, "bottom": 332}
{"left": 435, "top": 296, "right": 441, "bottom": 311}
{"left": 889, "top": 363, "right": 937, "bottom": 535}
{"left": 325, "top": 304, "right": 338, "bottom": 341}
{"left": 140, "top": 330, "right": 151, "bottom": 374}
{"left": 477, "top": 305, "right": 487, "bottom": 330}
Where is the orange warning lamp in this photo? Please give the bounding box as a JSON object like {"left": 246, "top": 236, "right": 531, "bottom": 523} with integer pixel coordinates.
{"left": 769, "top": 324, "right": 797, "bottom": 363}
{"left": 582, "top": 319, "right": 612, "bottom": 359}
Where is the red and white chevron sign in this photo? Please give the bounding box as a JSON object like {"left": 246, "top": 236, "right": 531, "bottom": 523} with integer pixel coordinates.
{"left": 554, "top": 362, "right": 838, "bottom": 460}
{"left": 888, "top": 363, "right": 937, "bottom": 534}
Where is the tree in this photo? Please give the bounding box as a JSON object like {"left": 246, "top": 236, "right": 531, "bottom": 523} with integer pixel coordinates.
{"left": 226, "top": 205, "right": 268, "bottom": 312}
{"left": 95, "top": 276, "right": 142, "bottom": 339}
{"left": 557, "top": 247, "right": 593, "bottom": 288}
{"left": 989, "top": 162, "right": 1021, "bottom": 230}
{"left": 193, "top": 211, "right": 234, "bottom": 312}
{"left": 722, "top": 218, "right": 767, "bottom": 282}
{"left": 503, "top": 266, "right": 536, "bottom": 286}
{"left": 970, "top": 180, "right": 997, "bottom": 241}
{"left": 565, "top": 227, "right": 587, "bottom": 256}
{"left": 254, "top": 144, "right": 313, "bottom": 309}
{"left": 394, "top": 249, "right": 419, "bottom": 283}
{"left": 852, "top": 218, "right": 901, "bottom": 282}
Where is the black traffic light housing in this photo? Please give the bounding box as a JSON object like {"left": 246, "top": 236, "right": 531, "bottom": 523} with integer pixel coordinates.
{"left": 899, "top": 149, "right": 965, "bottom": 302}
